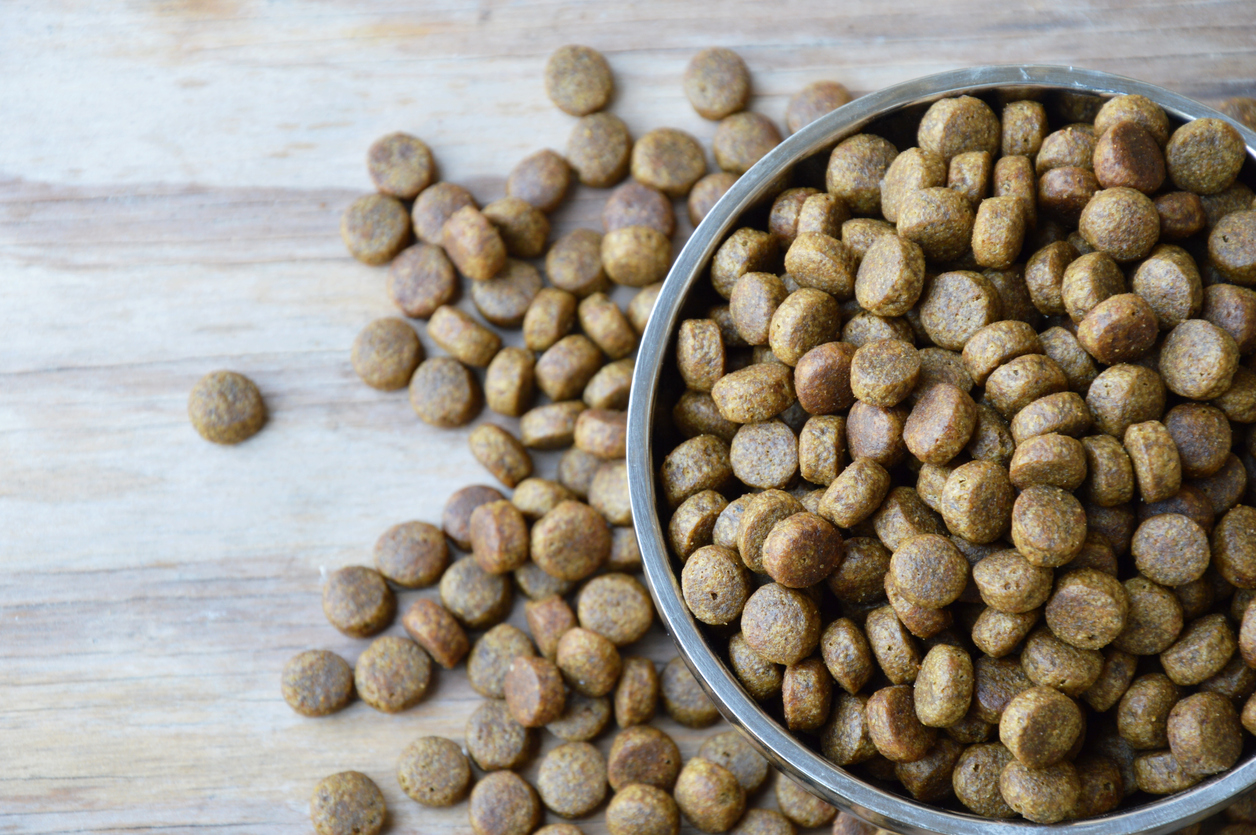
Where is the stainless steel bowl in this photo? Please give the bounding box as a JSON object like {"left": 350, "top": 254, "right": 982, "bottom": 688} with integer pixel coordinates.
{"left": 628, "top": 65, "right": 1256, "bottom": 835}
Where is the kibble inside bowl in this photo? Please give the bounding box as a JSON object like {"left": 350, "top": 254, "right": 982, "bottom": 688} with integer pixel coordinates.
{"left": 628, "top": 65, "right": 1256, "bottom": 835}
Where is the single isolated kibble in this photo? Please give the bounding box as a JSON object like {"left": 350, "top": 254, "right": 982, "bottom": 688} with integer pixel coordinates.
{"left": 188, "top": 370, "right": 267, "bottom": 444}
{"left": 567, "top": 113, "right": 633, "bottom": 188}
{"left": 632, "top": 128, "right": 707, "bottom": 197}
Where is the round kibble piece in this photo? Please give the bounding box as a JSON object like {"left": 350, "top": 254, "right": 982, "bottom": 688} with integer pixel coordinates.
{"left": 374, "top": 521, "right": 448, "bottom": 588}
{"left": 412, "top": 182, "right": 476, "bottom": 245}
{"left": 603, "top": 181, "right": 675, "bottom": 236}
{"left": 547, "top": 229, "right": 609, "bottom": 297}
{"left": 972, "top": 549, "right": 1052, "bottom": 613}
{"left": 397, "top": 736, "right": 471, "bottom": 807}
{"left": 674, "top": 758, "right": 746, "bottom": 833}
{"left": 713, "top": 112, "right": 782, "bottom": 175}
{"left": 999, "top": 760, "right": 1080, "bottom": 824}
{"left": 578, "top": 572, "right": 652, "bottom": 646}
{"left": 466, "top": 699, "right": 533, "bottom": 772}
{"left": 1167, "top": 691, "right": 1242, "bottom": 775}
{"left": 786, "top": 80, "right": 852, "bottom": 134}
{"left": 940, "top": 460, "right": 1014, "bottom": 544}
{"left": 532, "top": 500, "right": 611, "bottom": 582}
{"left": 698, "top": 730, "right": 769, "bottom": 793}
{"left": 1114, "top": 577, "right": 1183, "bottom": 656}
{"left": 851, "top": 339, "right": 920, "bottom": 407}
{"left": 507, "top": 149, "right": 571, "bottom": 213}
{"left": 536, "top": 742, "right": 607, "bottom": 818}
{"left": 520, "top": 401, "right": 585, "bottom": 450}
{"left": 282, "top": 650, "right": 354, "bottom": 717}
{"left": 504, "top": 656, "right": 565, "bottom": 728}
{"left": 310, "top": 771, "right": 385, "bottom": 835}
{"left": 410, "top": 356, "right": 481, "bottom": 427}
{"left": 1160, "top": 319, "right": 1240, "bottom": 400}
{"left": 919, "top": 270, "right": 1001, "bottom": 352}
{"left": 469, "top": 771, "right": 542, "bottom": 835}
{"left": 1118, "top": 673, "right": 1180, "bottom": 749}
{"left": 1012, "top": 485, "right": 1087, "bottom": 567}
{"left": 467, "top": 623, "right": 534, "bottom": 700}
{"left": 915, "top": 644, "right": 974, "bottom": 727}
{"left": 402, "top": 598, "right": 469, "bottom": 669}
{"left": 188, "top": 370, "right": 266, "bottom": 444}
{"left": 606, "top": 784, "right": 679, "bottom": 835}
{"left": 741, "top": 583, "right": 821, "bottom": 665}
{"left": 1210, "top": 211, "right": 1256, "bottom": 285}
{"left": 608, "top": 725, "right": 682, "bottom": 791}
{"left": 826, "top": 134, "right": 899, "bottom": 216}
{"left": 898, "top": 188, "right": 976, "bottom": 263}
{"left": 545, "top": 45, "right": 613, "bottom": 116}
{"left": 1132, "top": 513, "right": 1209, "bottom": 587}
{"left": 602, "top": 226, "right": 671, "bottom": 288}
{"left": 1079, "top": 187, "right": 1160, "bottom": 262}
{"left": 1009, "top": 433, "right": 1087, "bottom": 491}
{"left": 323, "top": 565, "right": 395, "bottom": 638}
{"left": 689, "top": 171, "right": 739, "bottom": 225}
{"left": 341, "top": 193, "right": 411, "bottom": 265}
{"left": 662, "top": 656, "right": 719, "bottom": 728}
{"left": 1166, "top": 117, "right": 1245, "bottom": 194}
{"left": 1162, "top": 613, "right": 1237, "bottom": 686}
{"left": 954, "top": 743, "right": 1016, "bottom": 818}
{"left": 440, "top": 556, "right": 512, "bottom": 628}
{"left": 1086, "top": 363, "right": 1165, "bottom": 438}
{"left": 1165, "top": 403, "right": 1231, "bottom": 479}
{"left": 682, "top": 545, "right": 750, "bottom": 625}
{"left": 776, "top": 775, "right": 837, "bottom": 828}
{"left": 684, "top": 47, "right": 750, "bottom": 121}
{"left": 546, "top": 692, "right": 611, "bottom": 743}
{"left": 1125, "top": 421, "right": 1182, "bottom": 503}
{"left": 632, "top": 128, "right": 706, "bottom": 197}
{"left": 567, "top": 113, "right": 632, "bottom": 188}
{"left": 1022, "top": 628, "right": 1103, "bottom": 697}
{"left": 999, "top": 686, "right": 1082, "bottom": 768}
{"left": 1045, "top": 568, "right": 1130, "bottom": 651}
{"left": 388, "top": 244, "right": 457, "bottom": 319}
{"left": 367, "top": 132, "right": 433, "bottom": 199}
{"left": 354, "top": 635, "right": 431, "bottom": 713}
{"left": 904, "top": 383, "right": 977, "bottom": 466}
{"left": 890, "top": 534, "right": 967, "bottom": 609}
{"left": 557, "top": 627, "right": 621, "bottom": 697}
{"left": 443, "top": 484, "right": 505, "bottom": 549}
{"left": 867, "top": 684, "right": 937, "bottom": 762}
{"left": 1078, "top": 293, "right": 1158, "bottom": 365}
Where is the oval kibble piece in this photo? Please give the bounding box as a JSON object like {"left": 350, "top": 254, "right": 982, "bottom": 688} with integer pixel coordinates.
{"left": 674, "top": 757, "right": 746, "bottom": 833}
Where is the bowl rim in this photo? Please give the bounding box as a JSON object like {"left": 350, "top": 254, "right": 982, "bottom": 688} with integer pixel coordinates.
{"left": 627, "top": 63, "right": 1256, "bottom": 835}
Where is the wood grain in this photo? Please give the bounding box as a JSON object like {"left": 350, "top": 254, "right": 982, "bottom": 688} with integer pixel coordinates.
{"left": 1, "top": 1, "right": 1254, "bottom": 832}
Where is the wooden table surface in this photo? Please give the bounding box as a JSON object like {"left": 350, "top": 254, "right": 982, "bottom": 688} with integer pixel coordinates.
{"left": 3, "top": 1, "right": 1255, "bottom": 832}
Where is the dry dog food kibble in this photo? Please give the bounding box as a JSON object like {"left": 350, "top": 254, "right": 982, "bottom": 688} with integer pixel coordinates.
{"left": 282, "top": 650, "right": 354, "bottom": 717}
{"left": 188, "top": 370, "right": 267, "bottom": 444}
{"left": 674, "top": 757, "right": 747, "bottom": 832}
{"left": 469, "top": 770, "right": 542, "bottom": 835}
{"left": 354, "top": 635, "right": 432, "bottom": 713}
{"left": 311, "top": 771, "right": 386, "bottom": 835}
{"left": 397, "top": 736, "right": 471, "bottom": 808}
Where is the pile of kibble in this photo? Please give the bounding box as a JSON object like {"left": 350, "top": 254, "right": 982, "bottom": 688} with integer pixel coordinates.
{"left": 182, "top": 46, "right": 1256, "bottom": 835}
{"left": 656, "top": 72, "right": 1256, "bottom": 829}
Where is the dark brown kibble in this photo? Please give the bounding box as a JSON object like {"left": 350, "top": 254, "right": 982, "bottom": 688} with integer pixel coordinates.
{"left": 367, "top": 132, "right": 434, "bottom": 199}
{"left": 741, "top": 582, "right": 821, "bottom": 665}
{"left": 1077, "top": 294, "right": 1158, "bottom": 365}
{"left": 999, "top": 760, "right": 1080, "bottom": 824}
{"left": 1079, "top": 187, "right": 1160, "bottom": 263}
{"left": 1012, "top": 485, "right": 1087, "bottom": 567}
{"left": 545, "top": 45, "right": 613, "bottom": 116}
{"left": 999, "top": 686, "right": 1082, "bottom": 768}
{"left": 374, "top": 521, "right": 447, "bottom": 588}
{"left": 442, "top": 484, "right": 505, "bottom": 549}
{"left": 282, "top": 650, "right": 354, "bottom": 717}
{"left": 188, "top": 370, "right": 267, "bottom": 444}
{"left": 867, "top": 684, "right": 937, "bottom": 762}
{"left": 615, "top": 656, "right": 659, "bottom": 728}
{"left": 1160, "top": 319, "right": 1240, "bottom": 400}
{"left": 776, "top": 774, "right": 837, "bottom": 827}
{"left": 1167, "top": 691, "right": 1242, "bottom": 775}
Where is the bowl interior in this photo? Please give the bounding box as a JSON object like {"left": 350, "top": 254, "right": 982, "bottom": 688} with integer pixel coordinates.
{"left": 628, "top": 65, "right": 1256, "bottom": 835}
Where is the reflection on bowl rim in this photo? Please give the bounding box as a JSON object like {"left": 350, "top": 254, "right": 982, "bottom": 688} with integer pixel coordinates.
{"left": 627, "top": 64, "right": 1256, "bottom": 835}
